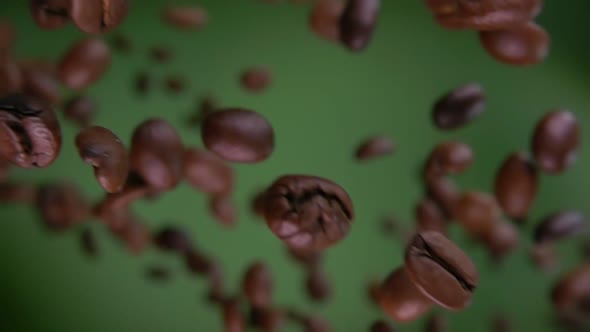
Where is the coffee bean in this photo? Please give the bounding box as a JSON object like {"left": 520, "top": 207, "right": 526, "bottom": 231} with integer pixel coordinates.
{"left": 240, "top": 67, "right": 272, "bottom": 93}
{"left": 36, "top": 182, "right": 89, "bottom": 231}
{"left": 494, "top": 152, "right": 538, "bottom": 220}
{"left": 454, "top": 191, "right": 501, "bottom": 237}
{"left": 264, "top": 175, "right": 354, "bottom": 250}
{"left": 425, "top": 0, "right": 542, "bottom": 31}
{"left": 242, "top": 262, "right": 273, "bottom": 309}
{"left": 480, "top": 22, "right": 549, "bottom": 66}
{"left": 201, "top": 108, "right": 274, "bottom": 163}
{"left": 69, "top": 0, "right": 130, "bottom": 34}
{"left": 164, "top": 75, "right": 186, "bottom": 94}
{"left": 76, "top": 126, "right": 128, "bottom": 193}
{"left": 0, "top": 59, "right": 24, "bottom": 95}
{"left": 162, "top": 6, "right": 209, "bottom": 30}
{"left": 301, "top": 315, "right": 331, "bottom": 332}
{"left": 187, "top": 95, "right": 217, "bottom": 126}
{"left": 370, "top": 320, "right": 395, "bottom": 332}
{"left": 130, "top": 118, "right": 184, "bottom": 191}
{"left": 366, "top": 278, "right": 382, "bottom": 305}
{"left": 149, "top": 46, "right": 172, "bottom": 63}
{"left": 58, "top": 38, "right": 111, "bottom": 90}
{"left": 534, "top": 211, "right": 587, "bottom": 244}
{"left": 425, "top": 176, "right": 460, "bottom": 217}
{"left": 251, "top": 188, "right": 268, "bottom": 218}
{"left": 80, "top": 227, "right": 97, "bottom": 258}
{"left": 532, "top": 110, "right": 580, "bottom": 174}
{"left": 480, "top": 221, "right": 519, "bottom": 261}
{"left": 222, "top": 298, "right": 247, "bottom": 332}
{"left": 0, "top": 94, "right": 62, "bottom": 168}
{"left": 415, "top": 197, "right": 448, "bottom": 234}
{"left": 432, "top": 83, "right": 486, "bottom": 130}
{"left": 0, "top": 182, "right": 37, "bottom": 203}
{"left": 529, "top": 243, "right": 558, "bottom": 272}
{"left": 146, "top": 265, "right": 172, "bottom": 281}
{"left": 355, "top": 136, "right": 395, "bottom": 161}
{"left": 551, "top": 263, "right": 590, "bottom": 321}
{"left": 184, "top": 249, "right": 212, "bottom": 275}
{"left": 405, "top": 231, "right": 479, "bottom": 310}
{"left": 93, "top": 172, "right": 151, "bottom": 220}
{"left": 248, "top": 307, "right": 285, "bottom": 332}
{"left": 492, "top": 314, "right": 512, "bottom": 332}
{"left": 29, "top": 0, "right": 69, "bottom": 30}
{"left": 286, "top": 246, "right": 322, "bottom": 268}
{"left": 305, "top": 267, "right": 332, "bottom": 302}
{"left": 110, "top": 214, "right": 151, "bottom": 254}
{"left": 0, "top": 21, "right": 15, "bottom": 53}
{"left": 20, "top": 62, "right": 62, "bottom": 105}
{"left": 339, "top": 0, "right": 380, "bottom": 52}
{"left": 425, "top": 313, "right": 447, "bottom": 332}
{"left": 154, "top": 226, "right": 193, "bottom": 253}
{"left": 309, "top": 0, "right": 345, "bottom": 43}
{"left": 64, "top": 95, "right": 97, "bottom": 127}
{"left": 209, "top": 195, "right": 237, "bottom": 227}
{"left": 110, "top": 33, "right": 132, "bottom": 53}
{"left": 206, "top": 261, "right": 226, "bottom": 303}
{"left": 424, "top": 141, "right": 473, "bottom": 179}
{"left": 379, "top": 267, "right": 433, "bottom": 322}
{"left": 184, "top": 147, "right": 234, "bottom": 195}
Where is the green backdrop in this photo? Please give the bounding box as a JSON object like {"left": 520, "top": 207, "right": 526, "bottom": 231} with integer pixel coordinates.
{"left": 1, "top": 1, "right": 589, "bottom": 331}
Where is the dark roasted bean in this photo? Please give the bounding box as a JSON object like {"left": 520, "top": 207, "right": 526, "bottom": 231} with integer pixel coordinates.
{"left": 154, "top": 226, "right": 193, "bottom": 253}
{"left": 184, "top": 249, "right": 212, "bottom": 275}
{"left": 305, "top": 267, "right": 332, "bottom": 302}
{"left": 93, "top": 172, "right": 151, "bottom": 221}
{"left": 69, "top": 0, "right": 130, "bottom": 34}
{"left": 339, "top": 0, "right": 380, "bottom": 52}
{"left": 249, "top": 307, "right": 285, "bottom": 332}
{"left": 424, "top": 141, "right": 473, "bottom": 179}
{"left": 162, "top": 6, "right": 209, "bottom": 30}
{"left": 551, "top": 263, "right": 590, "bottom": 322}
{"left": 64, "top": 95, "right": 97, "bottom": 127}
{"left": 370, "top": 320, "right": 395, "bottom": 332}
{"left": 36, "top": 182, "right": 89, "bottom": 231}
{"left": 309, "top": 0, "right": 345, "bottom": 42}
{"left": 425, "top": 176, "right": 460, "bottom": 217}
{"left": 240, "top": 67, "right": 272, "bottom": 93}
{"left": 534, "top": 211, "right": 587, "bottom": 244}
{"left": 29, "top": 0, "right": 69, "bottom": 30}
{"left": 480, "top": 22, "right": 549, "bottom": 66}
{"left": 529, "top": 243, "right": 558, "bottom": 272}
{"left": 494, "top": 152, "right": 538, "bottom": 220}
{"left": 251, "top": 188, "right": 268, "bottom": 218}
{"left": 264, "top": 175, "right": 354, "bottom": 251}
{"left": 222, "top": 298, "right": 246, "bottom": 332}
{"left": 453, "top": 191, "right": 500, "bottom": 237}
{"left": 206, "top": 261, "right": 226, "bottom": 303}
{"left": 379, "top": 267, "right": 433, "bottom": 322}
{"left": 242, "top": 262, "right": 273, "bottom": 309}
{"left": 302, "top": 315, "right": 331, "bottom": 332}
{"left": 110, "top": 215, "right": 151, "bottom": 254}
{"left": 184, "top": 147, "right": 234, "bottom": 195}
{"left": 58, "top": 38, "right": 111, "bottom": 90}
{"left": 80, "top": 227, "right": 98, "bottom": 258}
{"left": 415, "top": 197, "right": 448, "bottom": 234}
{"left": 432, "top": 83, "right": 486, "bottom": 130}
{"left": 209, "top": 195, "right": 237, "bottom": 228}
{"left": 355, "top": 135, "right": 395, "bottom": 161}
{"left": 531, "top": 110, "right": 580, "bottom": 174}
{"left": 0, "top": 182, "right": 37, "bottom": 203}
{"left": 480, "top": 221, "right": 519, "bottom": 261}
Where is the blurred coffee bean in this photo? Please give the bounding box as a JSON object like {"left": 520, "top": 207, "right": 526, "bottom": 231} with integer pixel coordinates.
{"left": 209, "top": 195, "right": 237, "bottom": 227}
{"left": 370, "top": 320, "right": 395, "bottom": 332}
{"left": 480, "top": 221, "right": 519, "bottom": 261}
{"left": 222, "top": 298, "right": 246, "bottom": 332}
{"left": 305, "top": 267, "right": 332, "bottom": 302}
{"left": 425, "top": 313, "right": 447, "bottom": 332}
{"left": 76, "top": 126, "right": 129, "bottom": 193}
{"left": 529, "top": 243, "right": 558, "bottom": 272}
{"left": 93, "top": 172, "right": 151, "bottom": 221}
{"left": 164, "top": 75, "right": 186, "bottom": 94}
{"left": 0, "top": 158, "right": 10, "bottom": 182}
{"left": 551, "top": 263, "right": 590, "bottom": 323}
{"left": 264, "top": 175, "right": 354, "bottom": 251}
{"left": 309, "top": 0, "right": 345, "bottom": 42}
{"left": 454, "top": 191, "right": 501, "bottom": 237}
{"left": 240, "top": 67, "right": 272, "bottom": 93}
{"left": 367, "top": 279, "right": 381, "bottom": 305}
{"left": 425, "top": 0, "right": 542, "bottom": 30}
{"left": 29, "top": 0, "right": 69, "bottom": 30}
{"left": 242, "top": 262, "right": 273, "bottom": 309}
{"left": 184, "top": 249, "right": 212, "bottom": 275}
{"left": 424, "top": 141, "right": 473, "bottom": 178}
{"left": 20, "top": 62, "right": 62, "bottom": 105}
{"left": 58, "top": 38, "right": 111, "bottom": 90}
{"left": 379, "top": 267, "right": 433, "bottom": 322}
{"left": 286, "top": 246, "right": 322, "bottom": 268}
{"left": 494, "top": 152, "right": 538, "bottom": 220}
{"left": 36, "top": 182, "right": 89, "bottom": 231}
{"left": 534, "top": 211, "right": 587, "bottom": 244}
{"left": 339, "top": 0, "right": 380, "bottom": 52}
{"left": 207, "top": 261, "right": 226, "bottom": 303}
{"left": 415, "top": 197, "right": 448, "bottom": 234}
{"left": 480, "top": 22, "right": 549, "bottom": 66}
{"left": 0, "top": 94, "right": 62, "bottom": 168}
{"left": 405, "top": 231, "right": 479, "bottom": 310}
{"left": 425, "top": 176, "right": 460, "bottom": 217}
{"left": 110, "top": 216, "right": 151, "bottom": 254}
{"left": 149, "top": 46, "right": 172, "bottom": 63}
{"left": 432, "top": 83, "right": 486, "bottom": 130}
{"left": 0, "top": 21, "right": 15, "bottom": 53}
{"left": 355, "top": 135, "right": 395, "bottom": 161}
{"left": 187, "top": 95, "right": 217, "bottom": 126}
{"left": 249, "top": 307, "right": 285, "bottom": 332}
{"left": 64, "top": 95, "right": 97, "bottom": 127}
{"left": 80, "top": 227, "right": 97, "bottom": 258}
{"left": 110, "top": 33, "right": 132, "bottom": 53}
{"left": 0, "top": 182, "right": 37, "bottom": 203}
{"left": 154, "top": 226, "right": 193, "bottom": 253}
{"left": 146, "top": 265, "right": 172, "bottom": 282}
{"left": 201, "top": 108, "right": 275, "bottom": 163}
{"left": 492, "top": 314, "right": 512, "bottom": 332}
{"left": 251, "top": 188, "right": 268, "bottom": 218}
{"left": 162, "top": 6, "right": 209, "bottom": 30}
{"left": 134, "top": 71, "right": 151, "bottom": 96}
{"left": 532, "top": 110, "right": 580, "bottom": 174}
{"left": 130, "top": 118, "right": 184, "bottom": 191}
{"left": 69, "top": 0, "right": 130, "bottom": 34}
{"left": 0, "top": 59, "right": 24, "bottom": 95}
{"left": 184, "top": 147, "right": 234, "bottom": 195}
{"left": 302, "top": 315, "right": 331, "bottom": 332}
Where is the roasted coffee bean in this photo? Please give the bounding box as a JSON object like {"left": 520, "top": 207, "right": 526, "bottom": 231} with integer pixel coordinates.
{"left": 309, "top": 0, "right": 345, "bottom": 42}
{"left": 480, "top": 221, "right": 519, "bottom": 261}
{"left": 146, "top": 265, "right": 172, "bottom": 281}
{"left": 187, "top": 95, "right": 217, "bottom": 126}
{"left": 222, "top": 298, "right": 246, "bottom": 332}
{"left": 405, "top": 231, "right": 479, "bottom": 310}
{"left": 29, "top": 0, "right": 69, "bottom": 30}
{"left": 240, "top": 67, "right": 272, "bottom": 93}
{"left": 0, "top": 59, "right": 24, "bottom": 95}
{"left": 0, "top": 21, "right": 15, "bottom": 53}
{"left": 424, "top": 141, "right": 473, "bottom": 179}
{"left": 379, "top": 267, "right": 433, "bottom": 322}
{"left": 58, "top": 38, "right": 111, "bottom": 90}
{"left": 209, "top": 195, "right": 237, "bottom": 227}
{"left": 20, "top": 62, "right": 61, "bottom": 105}
{"left": 110, "top": 216, "right": 151, "bottom": 254}
{"left": 0, "top": 94, "right": 61, "bottom": 168}
{"left": 110, "top": 33, "right": 132, "bottom": 53}
{"left": 494, "top": 152, "right": 538, "bottom": 220}
{"left": 76, "top": 126, "right": 128, "bottom": 193}
{"left": 492, "top": 314, "right": 512, "bottom": 332}
{"left": 184, "top": 147, "right": 233, "bottom": 195}
{"left": 370, "top": 320, "right": 395, "bottom": 332}
{"left": 69, "top": 0, "right": 130, "bottom": 34}
{"left": 80, "top": 227, "right": 97, "bottom": 257}
{"left": 551, "top": 263, "right": 590, "bottom": 320}
{"left": 202, "top": 108, "right": 274, "bottom": 163}
{"left": 301, "top": 315, "right": 331, "bottom": 332}
{"left": 154, "top": 226, "right": 193, "bottom": 253}
{"left": 529, "top": 243, "right": 558, "bottom": 272}
{"left": 93, "top": 172, "right": 151, "bottom": 220}
{"left": 425, "top": 0, "right": 542, "bottom": 31}
{"left": 415, "top": 197, "right": 448, "bottom": 234}
{"left": 164, "top": 75, "right": 185, "bottom": 94}
{"left": 0, "top": 182, "right": 37, "bottom": 203}
{"left": 206, "top": 261, "right": 226, "bottom": 303}
{"left": 130, "top": 118, "right": 184, "bottom": 191}
{"left": 367, "top": 279, "right": 382, "bottom": 305}
{"left": 425, "top": 313, "right": 447, "bottom": 332}
{"left": 432, "top": 83, "right": 486, "bottom": 130}
{"left": 242, "top": 262, "right": 273, "bottom": 309}
{"left": 134, "top": 71, "right": 151, "bottom": 96}
{"left": 480, "top": 21, "right": 549, "bottom": 66}
{"left": 355, "top": 136, "right": 395, "bottom": 161}
{"left": 184, "top": 249, "right": 212, "bottom": 275}
{"left": 339, "top": 0, "right": 380, "bottom": 52}
{"left": 534, "top": 211, "right": 587, "bottom": 244}
{"left": 251, "top": 188, "right": 268, "bottom": 218}
{"left": 149, "top": 46, "right": 172, "bottom": 63}
{"left": 426, "top": 176, "right": 460, "bottom": 217}
{"left": 162, "top": 6, "right": 209, "bottom": 30}
{"left": 305, "top": 267, "right": 332, "bottom": 302}
{"left": 286, "top": 246, "right": 322, "bottom": 268}
{"left": 264, "top": 175, "right": 354, "bottom": 251}
{"left": 532, "top": 110, "right": 580, "bottom": 174}
{"left": 36, "top": 182, "right": 89, "bottom": 231}
{"left": 64, "top": 95, "right": 97, "bottom": 127}
{"left": 454, "top": 191, "right": 501, "bottom": 237}
{"left": 249, "top": 307, "right": 285, "bottom": 332}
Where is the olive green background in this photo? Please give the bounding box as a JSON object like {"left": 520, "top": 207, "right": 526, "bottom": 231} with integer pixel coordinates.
{"left": 1, "top": 1, "right": 589, "bottom": 331}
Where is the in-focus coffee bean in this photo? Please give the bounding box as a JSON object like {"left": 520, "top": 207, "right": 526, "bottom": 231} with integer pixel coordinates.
{"left": 355, "top": 135, "right": 395, "bottom": 161}
{"left": 29, "top": 0, "right": 70, "bottom": 30}
{"left": 0, "top": 94, "right": 61, "bottom": 168}
{"left": 339, "top": 0, "right": 380, "bottom": 52}
{"left": 76, "top": 126, "right": 129, "bottom": 193}
{"left": 80, "top": 227, "right": 98, "bottom": 257}
{"left": 242, "top": 262, "right": 273, "bottom": 309}
{"left": 209, "top": 195, "right": 237, "bottom": 227}
{"left": 69, "top": 0, "right": 130, "bottom": 34}
{"left": 494, "top": 152, "right": 538, "bottom": 220}
{"left": 480, "top": 22, "right": 549, "bottom": 66}
{"left": 532, "top": 110, "right": 580, "bottom": 174}
{"left": 36, "top": 182, "right": 90, "bottom": 231}
{"left": 58, "top": 38, "right": 111, "bottom": 90}
{"left": 424, "top": 141, "right": 473, "bottom": 179}
{"left": 432, "top": 83, "right": 486, "bottom": 130}
{"left": 154, "top": 226, "right": 193, "bottom": 254}
{"left": 201, "top": 108, "right": 274, "bottom": 163}
{"left": 184, "top": 147, "right": 234, "bottom": 195}
{"left": 369, "top": 320, "right": 395, "bottom": 332}
{"left": 379, "top": 267, "right": 433, "bottom": 322}
{"left": 305, "top": 267, "right": 332, "bottom": 302}
{"left": 309, "top": 0, "right": 345, "bottom": 43}
{"left": 534, "top": 211, "right": 587, "bottom": 244}
{"left": 405, "top": 231, "right": 479, "bottom": 310}
{"left": 64, "top": 95, "right": 97, "bottom": 127}
{"left": 162, "top": 6, "right": 209, "bottom": 30}
{"left": 240, "top": 67, "right": 272, "bottom": 93}
{"left": 453, "top": 191, "right": 501, "bottom": 237}
{"left": 264, "top": 175, "right": 354, "bottom": 250}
